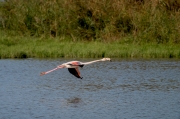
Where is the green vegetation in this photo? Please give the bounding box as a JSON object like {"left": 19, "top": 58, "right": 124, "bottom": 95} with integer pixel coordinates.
{"left": 1, "top": 0, "right": 180, "bottom": 43}
{"left": 0, "top": 36, "right": 179, "bottom": 58}
{"left": 0, "top": 0, "right": 180, "bottom": 58}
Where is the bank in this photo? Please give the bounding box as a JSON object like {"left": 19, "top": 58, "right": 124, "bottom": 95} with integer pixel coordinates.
{"left": 0, "top": 36, "right": 180, "bottom": 59}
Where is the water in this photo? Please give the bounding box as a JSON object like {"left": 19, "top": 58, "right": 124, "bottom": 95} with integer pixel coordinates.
{"left": 0, "top": 58, "right": 180, "bottom": 119}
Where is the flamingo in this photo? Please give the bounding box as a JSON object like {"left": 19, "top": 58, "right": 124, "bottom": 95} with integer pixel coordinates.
{"left": 40, "top": 58, "right": 111, "bottom": 79}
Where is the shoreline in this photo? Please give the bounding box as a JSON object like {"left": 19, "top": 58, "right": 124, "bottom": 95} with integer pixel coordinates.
{"left": 0, "top": 38, "right": 180, "bottom": 59}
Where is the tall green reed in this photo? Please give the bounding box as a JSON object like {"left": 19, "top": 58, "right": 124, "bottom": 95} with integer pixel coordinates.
{"left": 0, "top": 0, "right": 180, "bottom": 44}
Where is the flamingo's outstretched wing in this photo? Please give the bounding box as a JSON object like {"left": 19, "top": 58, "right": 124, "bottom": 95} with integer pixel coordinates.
{"left": 68, "top": 68, "right": 83, "bottom": 79}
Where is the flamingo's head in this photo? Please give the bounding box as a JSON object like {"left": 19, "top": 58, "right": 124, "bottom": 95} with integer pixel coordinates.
{"left": 101, "top": 58, "right": 111, "bottom": 61}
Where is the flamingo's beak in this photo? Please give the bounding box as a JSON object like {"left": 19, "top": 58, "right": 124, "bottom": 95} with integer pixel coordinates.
{"left": 40, "top": 72, "right": 46, "bottom": 76}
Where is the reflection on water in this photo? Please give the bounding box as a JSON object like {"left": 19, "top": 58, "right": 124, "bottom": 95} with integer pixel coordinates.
{"left": 67, "top": 97, "right": 81, "bottom": 104}
{"left": 0, "top": 58, "right": 180, "bottom": 119}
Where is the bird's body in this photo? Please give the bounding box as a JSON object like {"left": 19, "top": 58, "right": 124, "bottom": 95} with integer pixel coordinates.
{"left": 40, "top": 58, "right": 111, "bottom": 79}
{"left": 62, "top": 61, "right": 84, "bottom": 68}
{"left": 61, "top": 61, "right": 84, "bottom": 79}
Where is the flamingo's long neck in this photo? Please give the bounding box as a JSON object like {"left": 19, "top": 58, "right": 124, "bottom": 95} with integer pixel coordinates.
{"left": 82, "top": 60, "right": 102, "bottom": 65}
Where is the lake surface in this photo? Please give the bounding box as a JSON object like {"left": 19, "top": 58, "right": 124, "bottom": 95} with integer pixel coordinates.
{"left": 0, "top": 58, "right": 180, "bottom": 119}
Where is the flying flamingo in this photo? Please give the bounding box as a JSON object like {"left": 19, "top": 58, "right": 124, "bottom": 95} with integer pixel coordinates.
{"left": 40, "top": 58, "right": 111, "bottom": 79}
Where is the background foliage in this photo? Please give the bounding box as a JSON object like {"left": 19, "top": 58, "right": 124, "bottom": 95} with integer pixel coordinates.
{"left": 0, "top": 0, "right": 180, "bottom": 43}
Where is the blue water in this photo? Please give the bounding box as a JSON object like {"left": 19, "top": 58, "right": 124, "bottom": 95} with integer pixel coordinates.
{"left": 0, "top": 58, "right": 180, "bottom": 119}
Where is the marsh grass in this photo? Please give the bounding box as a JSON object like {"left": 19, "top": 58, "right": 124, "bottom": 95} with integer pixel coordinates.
{"left": 0, "top": 0, "right": 180, "bottom": 43}
{"left": 0, "top": 37, "right": 179, "bottom": 58}
{"left": 0, "top": 0, "right": 180, "bottom": 58}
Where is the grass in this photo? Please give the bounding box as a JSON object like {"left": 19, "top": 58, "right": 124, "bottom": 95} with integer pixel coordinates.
{"left": 0, "top": 0, "right": 180, "bottom": 58}
{"left": 0, "top": 36, "right": 180, "bottom": 59}
{"left": 0, "top": 0, "right": 180, "bottom": 43}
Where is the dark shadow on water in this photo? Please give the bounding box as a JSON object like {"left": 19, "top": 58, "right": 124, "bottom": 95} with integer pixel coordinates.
{"left": 67, "top": 97, "right": 81, "bottom": 104}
